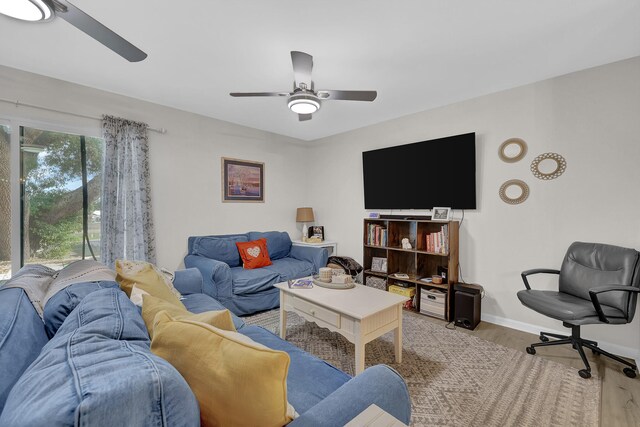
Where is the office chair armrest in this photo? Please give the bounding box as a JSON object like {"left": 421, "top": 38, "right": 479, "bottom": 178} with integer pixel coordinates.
{"left": 588, "top": 286, "right": 640, "bottom": 323}
{"left": 520, "top": 269, "right": 560, "bottom": 290}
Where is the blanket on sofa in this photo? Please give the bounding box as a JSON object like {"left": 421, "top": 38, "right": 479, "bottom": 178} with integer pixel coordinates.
{"left": 2, "top": 260, "right": 116, "bottom": 318}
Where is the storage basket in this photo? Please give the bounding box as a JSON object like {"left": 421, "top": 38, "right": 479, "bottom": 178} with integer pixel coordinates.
{"left": 365, "top": 276, "right": 386, "bottom": 290}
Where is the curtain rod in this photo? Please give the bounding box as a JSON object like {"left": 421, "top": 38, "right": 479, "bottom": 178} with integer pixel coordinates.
{"left": 0, "top": 98, "right": 167, "bottom": 134}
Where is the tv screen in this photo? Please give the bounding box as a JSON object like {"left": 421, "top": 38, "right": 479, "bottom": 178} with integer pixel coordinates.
{"left": 362, "top": 132, "right": 476, "bottom": 209}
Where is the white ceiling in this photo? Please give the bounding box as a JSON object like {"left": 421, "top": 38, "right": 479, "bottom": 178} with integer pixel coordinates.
{"left": 1, "top": 0, "right": 639, "bottom": 141}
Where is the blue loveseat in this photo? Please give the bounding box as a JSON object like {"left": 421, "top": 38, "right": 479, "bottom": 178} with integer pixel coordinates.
{"left": 185, "top": 231, "right": 328, "bottom": 315}
{"left": 0, "top": 266, "right": 411, "bottom": 426}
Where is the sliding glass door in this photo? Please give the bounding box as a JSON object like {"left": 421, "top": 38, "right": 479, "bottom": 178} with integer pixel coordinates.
{"left": 20, "top": 126, "right": 104, "bottom": 270}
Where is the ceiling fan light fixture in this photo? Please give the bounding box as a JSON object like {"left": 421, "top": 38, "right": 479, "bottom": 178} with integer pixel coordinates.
{"left": 288, "top": 94, "right": 320, "bottom": 114}
{"left": 0, "top": 0, "right": 54, "bottom": 21}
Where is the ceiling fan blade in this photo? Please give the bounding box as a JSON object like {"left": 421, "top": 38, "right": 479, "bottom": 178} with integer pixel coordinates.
{"left": 298, "top": 114, "right": 312, "bottom": 122}
{"left": 317, "top": 90, "right": 378, "bottom": 102}
{"left": 291, "top": 51, "right": 313, "bottom": 88}
{"left": 53, "top": 0, "right": 147, "bottom": 62}
{"left": 229, "top": 92, "right": 289, "bottom": 97}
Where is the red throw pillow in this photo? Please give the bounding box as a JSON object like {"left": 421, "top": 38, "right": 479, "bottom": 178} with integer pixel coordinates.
{"left": 236, "top": 238, "right": 272, "bottom": 269}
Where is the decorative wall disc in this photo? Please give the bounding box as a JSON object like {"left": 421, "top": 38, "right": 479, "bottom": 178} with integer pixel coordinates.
{"left": 499, "top": 179, "right": 530, "bottom": 205}
{"left": 530, "top": 152, "right": 567, "bottom": 180}
{"left": 498, "top": 138, "right": 528, "bottom": 163}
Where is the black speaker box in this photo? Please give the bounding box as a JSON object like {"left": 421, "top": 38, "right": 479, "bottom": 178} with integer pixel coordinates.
{"left": 454, "top": 290, "right": 481, "bottom": 330}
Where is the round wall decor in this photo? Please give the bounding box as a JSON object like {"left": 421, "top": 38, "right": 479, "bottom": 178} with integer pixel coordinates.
{"left": 499, "top": 179, "right": 530, "bottom": 205}
{"left": 530, "top": 152, "right": 567, "bottom": 180}
{"left": 498, "top": 138, "right": 528, "bottom": 163}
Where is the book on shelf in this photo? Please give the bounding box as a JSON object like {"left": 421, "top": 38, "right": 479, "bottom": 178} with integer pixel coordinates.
{"left": 287, "top": 278, "right": 313, "bottom": 289}
{"left": 425, "top": 224, "right": 449, "bottom": 254}
{"left": 366, "top": 223, "right": 387, "bottom": 246}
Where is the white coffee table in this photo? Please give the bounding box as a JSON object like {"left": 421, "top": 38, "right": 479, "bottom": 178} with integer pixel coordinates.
{"left": 275, "top": 279, "right": 407, "bottom": 374}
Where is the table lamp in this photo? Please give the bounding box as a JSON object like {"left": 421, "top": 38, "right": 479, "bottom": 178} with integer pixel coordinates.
{"left": 296, "top": 207, "right": 315, "bottom": 242}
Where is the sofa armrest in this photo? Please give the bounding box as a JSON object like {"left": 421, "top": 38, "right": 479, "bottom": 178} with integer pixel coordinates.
{"left": 289, "top": 246, "right": 328, "bottom": 274}
{"left": 289, "top": 365, "right": 411, "bottom": 426}
{"left": 173, "top": 268, "right": 204, "bottom": 295}
{"left": 183, "top": 255, "right": 233, "bottom": 299}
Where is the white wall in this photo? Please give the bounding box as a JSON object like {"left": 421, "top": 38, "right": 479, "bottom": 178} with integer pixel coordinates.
{"left": 306, "top": 57, "right": 640, "bottom": 357}
{"left": 3, "top": 57, "right": 639, "bottom": 358}
{"left": 0, "top": 65, "right": 309, "bottom": 271}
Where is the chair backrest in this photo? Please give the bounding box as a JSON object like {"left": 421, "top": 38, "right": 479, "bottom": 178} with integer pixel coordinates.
{"left": 560, "top": 242, "right": 640, "bottom": 321}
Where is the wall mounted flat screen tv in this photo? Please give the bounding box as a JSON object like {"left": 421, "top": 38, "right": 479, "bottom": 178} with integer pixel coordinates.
{"left": 362, "top": 132, "right": 476, "bottom": 209}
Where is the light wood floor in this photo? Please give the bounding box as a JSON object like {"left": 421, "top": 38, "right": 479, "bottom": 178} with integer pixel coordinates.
{"left": 447, "top": 320, "right": 640, "bottom": 427}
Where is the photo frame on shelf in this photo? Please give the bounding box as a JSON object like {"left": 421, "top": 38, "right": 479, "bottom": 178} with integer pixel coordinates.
{"left": 221, "top": 157, "right": 264, "bottom": 203}
{"left": 431, "top": 207, "right": 451, "bottom": 221}
{"left": 308, "top": 225, "right": 325, "bottom": 241}
{"left": 371, "top": 257, "right": 387, "bottom": 273}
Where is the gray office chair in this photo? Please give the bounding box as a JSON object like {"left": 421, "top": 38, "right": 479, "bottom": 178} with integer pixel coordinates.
{"left": 517, "top": 241, "right": 640, "bottom": 379}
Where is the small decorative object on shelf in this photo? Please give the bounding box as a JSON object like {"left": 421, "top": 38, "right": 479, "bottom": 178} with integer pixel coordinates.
{"left": 431, "top": 207, "right": 451, "bottom": 221}
{"left": 371, "top": 257, "right": 387, "bottom": 273}
{"left": 308, "top": 225, "right": 325, "bottom": 241}
{"left": 401, "top": 238, "right": 412, "bottom": 249}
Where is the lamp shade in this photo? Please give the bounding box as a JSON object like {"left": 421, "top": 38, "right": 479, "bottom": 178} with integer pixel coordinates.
{"left": 296, "top": 207, "right": 314, "bottom": 222}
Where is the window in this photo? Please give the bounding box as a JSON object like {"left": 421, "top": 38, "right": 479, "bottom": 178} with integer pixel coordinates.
{"left": 20, "top": 126, "right": 104, "bottom": 271}
{"left": 0, "top": 124, "right": 10, "bottom": 280}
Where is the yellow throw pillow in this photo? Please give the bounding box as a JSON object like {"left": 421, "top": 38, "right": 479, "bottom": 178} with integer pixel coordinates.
{"left": 141, "top": 294, "right": 236, "bottom": 337}
{"left": 115, "top": 260, "right": 185, "bottom": 309}
{"left": 151, "top": 312, "right": 294, "bottom": 427}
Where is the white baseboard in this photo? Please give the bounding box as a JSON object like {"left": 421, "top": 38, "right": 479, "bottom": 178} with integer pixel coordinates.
{"left": 481, "top": 313, "right": 640, "bottom": 368}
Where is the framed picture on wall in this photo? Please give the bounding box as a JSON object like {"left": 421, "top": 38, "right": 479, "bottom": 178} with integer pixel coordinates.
{"left": 222, "top": 157, "right": 264, "bottom": 203}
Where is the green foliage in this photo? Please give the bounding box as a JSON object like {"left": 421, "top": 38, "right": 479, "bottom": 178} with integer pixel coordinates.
{"left": 21, "top": 127, "right": 104, "bottom": 260}
{"left": 30, "top": 214, "right": 82, "bottom": 259}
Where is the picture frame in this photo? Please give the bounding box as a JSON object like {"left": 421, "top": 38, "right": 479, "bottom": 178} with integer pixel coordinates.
{"left": 371, "top": 256, "right": 387, "bottom": 273}
{"left": 432, "top": 207, "right": 451, "bottom": 221}
{"left": 222, "top": 157, "right": 264, "bottom": 203}
{"left": 308, "top": 225, "right": 325, "bottom": 241}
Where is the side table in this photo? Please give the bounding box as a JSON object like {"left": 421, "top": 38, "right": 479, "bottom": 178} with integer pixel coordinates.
{"left": 292, "top": 240, "right": 337, "bottom": 256}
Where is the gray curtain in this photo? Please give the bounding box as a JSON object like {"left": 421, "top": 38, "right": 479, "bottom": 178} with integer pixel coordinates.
{"left": 101, "top": 115, "right": 156, "bottom": 268}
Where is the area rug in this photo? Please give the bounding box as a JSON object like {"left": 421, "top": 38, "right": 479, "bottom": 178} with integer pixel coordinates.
{"left": 244, "top": 309, "right": 600, "bottom": 427}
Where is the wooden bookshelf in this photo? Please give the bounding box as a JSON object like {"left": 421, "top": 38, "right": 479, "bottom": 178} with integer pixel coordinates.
{"left": 363, "top": 218, "right": 459, "bottom": 321}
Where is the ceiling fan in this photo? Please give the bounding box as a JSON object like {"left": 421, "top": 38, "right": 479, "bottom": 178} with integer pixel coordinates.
{"left": 230, "top": 51, "right": 377, "bottom": 121}
{"left": 0, "top": 0, "right": 147, "bottom": 62}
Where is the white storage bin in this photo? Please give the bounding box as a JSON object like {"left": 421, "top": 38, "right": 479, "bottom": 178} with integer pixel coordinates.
{"left": 420, "top": 288, "right": 446, "bottom": 319}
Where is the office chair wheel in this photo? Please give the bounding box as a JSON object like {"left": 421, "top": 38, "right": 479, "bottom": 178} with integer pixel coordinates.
{"left": 526, "top": 347, "right": 536, "bottom": 355}
{"left": 578, "top": 369, "right": 591, "bottom": 379}
{"left": 623, "top": 368, "right": 637, "bottom": 378}
{"left": 539, "top": 335, "right": 549, "bottom": 342}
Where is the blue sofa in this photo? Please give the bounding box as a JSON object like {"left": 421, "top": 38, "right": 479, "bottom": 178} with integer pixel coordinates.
{"left": 185, "top": 231, "right": 328, "bottom": 315}
{"left": 0, "top": 267, "right": 411, "bottom": 426}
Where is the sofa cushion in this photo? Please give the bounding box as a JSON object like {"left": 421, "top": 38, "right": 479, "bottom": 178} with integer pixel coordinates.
{"left": 0, "top": 288, "right": 199, "bottom": 427}
{"left": 43, "top": 280, "right": 120, "bottom": 338}
{"left": 231, "top": 266, "right": 280, "bottom": 295}
{"left": 193, "top": 235, "right": 248, "bottom": 267}
{"left": 264, "top": 258, "right": 314, "bottom": 282}
{"left": 116, "top": 260, "right": 185, "bottom": 308}
{"left": 237, "top": 238, "right": 273, "bottom": 269}
{"left": 240, "top": 325, "right": 351, "bottom": 414}
{"left": 0, "top": 288, "right": 49, "bottom": 414}
{"left": 141, "top": 294, "right": 236, "bottom": 337}
{"left": 181, "top": 293, "right": 245, "bottom": 330}
{"left": 151, "top": 311, "right": 295, "bottom": 427}
{"left": 248, "top": 231, "right": 292, "bottom": 261}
